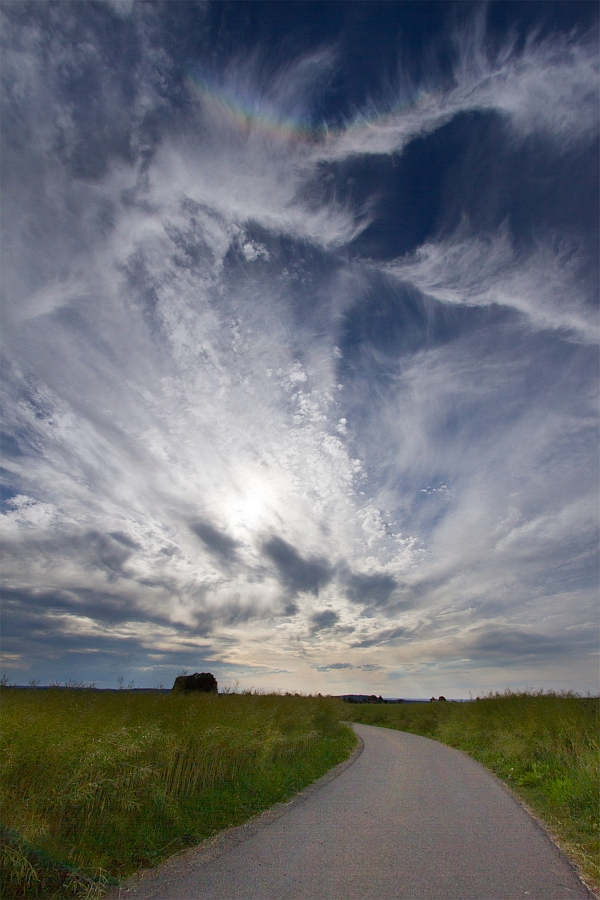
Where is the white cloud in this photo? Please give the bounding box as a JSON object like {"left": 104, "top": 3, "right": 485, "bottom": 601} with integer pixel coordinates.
{"left": 1, "top": 3, "right": 597, "bottom": 694}
{"left": 383, "top": 227, "right": 598, "bottom": 342}
{"left": 314, "top": 26, "right": 598, "bottom": 162}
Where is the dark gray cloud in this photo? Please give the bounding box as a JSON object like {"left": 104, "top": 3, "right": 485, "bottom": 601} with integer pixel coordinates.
{"left": 344, "top": 570, "right": 397, "bottom": 606}
{"left": 309, "top": 609, "right": 340, "bottom": 632}
{"left": 314, "top": 661, "right": 384, "bottom": 672}
{"left": 465, "top": 628, "right": 581, "bottom": 662}
{"left": 263, "top": 536, "right": 334, "bottom": 596}
{"left": 1, "top": 586, "right": 178, "bottom": 632}
{"left": 1, "top": 530, "right": 137, "bottom": 581}
{"left": 315, "top": 661, "right": 353, "bottom": 670}
{"left": 190, "top": 521, "right": 240, "bottom": 563}
{"left": 78, "top": 531, "right": 136, "bottom": 578}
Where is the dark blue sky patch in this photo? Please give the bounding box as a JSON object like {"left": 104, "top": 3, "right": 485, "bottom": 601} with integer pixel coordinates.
{"left": 345, "top": 112, "right": 501, "bottom": 260}
{"left": 486, "top": 1, "right": 599, "bottom": 48}
{"left": 0, "top": 478, "right": 20, "bottom": 509}
{"left": 200, "top": 2, "right": 455, "bottom": 125}
{"left": 436, "top": 122, "right": 599, "bottom": 256}
{"left": 336, "top": 271, "right": 516, "bottom": 367}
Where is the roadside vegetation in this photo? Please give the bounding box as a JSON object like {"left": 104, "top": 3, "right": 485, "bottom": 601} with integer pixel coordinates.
{"left": 345, "top": 691, "right": 599, "bottom": 894}
{"left": 0, "top": 688, "right": 355, "bottom": 898}
{"left": 2, "top": 687, "right": 597, "bottom": 899}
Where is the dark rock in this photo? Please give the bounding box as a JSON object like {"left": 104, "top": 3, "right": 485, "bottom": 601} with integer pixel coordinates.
{"left": 171, "top": 672, "right": 218, "bottom": 694}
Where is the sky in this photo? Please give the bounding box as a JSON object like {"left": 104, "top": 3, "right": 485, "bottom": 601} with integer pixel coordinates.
{"left": 1, "top": 1, "right": 598, "bottom": 697}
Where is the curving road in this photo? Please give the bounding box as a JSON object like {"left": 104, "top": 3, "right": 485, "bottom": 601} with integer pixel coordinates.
{"left": 112, "top": 724, "right": 594, "bottom": 900}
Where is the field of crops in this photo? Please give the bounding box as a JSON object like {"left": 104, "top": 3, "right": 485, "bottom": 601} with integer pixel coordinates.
{"left": 0, "top": 688, "right": 355, "bottom": 898}
{"left": 345, "top": 691, "right": 599, "bottom": 894}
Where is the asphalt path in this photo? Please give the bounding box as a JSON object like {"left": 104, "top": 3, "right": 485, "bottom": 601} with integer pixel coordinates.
{"left": 112, "top": 723, "right": 593, "bottom": 900}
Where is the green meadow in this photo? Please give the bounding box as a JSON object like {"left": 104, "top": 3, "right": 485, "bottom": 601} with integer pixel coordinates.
{"left": 0, "top": 688, "right": 355, "bottom": 898}
{"left": 1, "top": 688, "right": 598, "bottom": 898}
{"left": 345, "top": 691, "right": 599, "bottom": 894}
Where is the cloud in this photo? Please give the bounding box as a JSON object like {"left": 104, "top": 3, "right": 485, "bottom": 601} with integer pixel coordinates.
{"left": 383, "top": 227, "right": 598, "bottom": 342}
{"left": 315, "top": 661, "right": 353, "bottom": 671}
{"left": 264, "top": 537, "right": 334, "bottom": 597}
{"left": 314, "top": 661, "right": 384, "bottom": 672}
{"left": 314, "top": 20, "right": 598, "bottom": 163}
{"left": 351, "top": 626, "right": 410, "bottom": 649}
{"left": 1, "top": 2, "right": 596, "bottom": 694}
{"left": 190, "top": 521, "right": 240, "bottom": 563}
{"left": 309, "top": 609, "right": 340, "bottom": 632}
{"left": 343, "top": 571, "right": 397, "bottom": 606}
{"left": 465, "top": 627, "right": 571, "bottom": 661}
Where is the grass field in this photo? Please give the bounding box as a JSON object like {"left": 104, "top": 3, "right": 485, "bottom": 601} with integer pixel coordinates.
{"left": 0, "top": 688, "right": 355, "bottom": 898}
{"left": 345, "top": 691, "right": 599, "bottom": 894}
{"left": 2, "top": 688, "right": 597, "bottom": 899}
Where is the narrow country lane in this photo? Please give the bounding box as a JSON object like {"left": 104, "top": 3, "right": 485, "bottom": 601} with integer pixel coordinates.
{"left": 110, "top": 724, "right": 593, "bottom": 900}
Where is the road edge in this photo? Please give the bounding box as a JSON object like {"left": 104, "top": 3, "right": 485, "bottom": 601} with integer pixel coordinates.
{"left": 360, "top": 724, "right": 599, "bottom": 900}
{"left": 107, "top": 729, "right": 364, "bottom": 899}
{"left": 486, "top": 763, "right": 600, "bottom": 900}
{"left": 433, "top": 735, "right": 600, "bottom": 900}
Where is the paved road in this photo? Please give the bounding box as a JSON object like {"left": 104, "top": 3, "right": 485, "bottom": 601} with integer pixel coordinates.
{"left": 113, "top": 724, "right": 593, "bottom": 900}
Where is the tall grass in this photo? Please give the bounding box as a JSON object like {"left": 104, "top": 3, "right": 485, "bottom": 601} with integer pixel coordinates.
{"left": 345, "top": 691, "right": 599, "bottom": 893}
{"left": 3, "top": 688, "right": 596, "bottom": 898}
{"left": 0, "top": 689, "right": 355, "bottom": 898}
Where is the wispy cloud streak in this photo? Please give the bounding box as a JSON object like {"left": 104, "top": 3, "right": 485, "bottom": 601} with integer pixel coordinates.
{"left": 384, "top": 228, "right": 598, "bottom": 341}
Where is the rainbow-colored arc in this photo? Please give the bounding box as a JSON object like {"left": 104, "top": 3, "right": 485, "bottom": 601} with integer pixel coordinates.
{"left": 186, "top": 74, "right": 329, "bottom": 144}
{"left": 186, "top": 71, "right": 440, "bottom": 149}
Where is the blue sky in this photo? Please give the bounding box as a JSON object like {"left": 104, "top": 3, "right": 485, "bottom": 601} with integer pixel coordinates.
{"left": 1, "top": 1, "right": 598, "bottom": 696}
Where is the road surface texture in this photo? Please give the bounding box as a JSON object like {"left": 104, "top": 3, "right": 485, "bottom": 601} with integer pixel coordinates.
{"left": 110, "top": 723, "right": 594, "bottom": 900}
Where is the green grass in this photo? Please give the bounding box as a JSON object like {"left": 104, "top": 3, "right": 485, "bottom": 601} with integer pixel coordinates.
{"left": 3, "top": 688, "right": 597, "bottom": 899}
{"left": 345, "top": 691, "right": 599, "bottom": 894}
{"left": 0, "top": 688, "right": 356, "bottom": 898}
